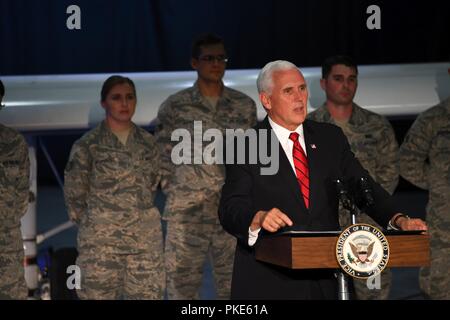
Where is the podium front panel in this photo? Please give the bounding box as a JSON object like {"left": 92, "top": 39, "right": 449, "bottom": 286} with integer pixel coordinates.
{"left": 255, "top": 234, "right": 430, "bottom": 269}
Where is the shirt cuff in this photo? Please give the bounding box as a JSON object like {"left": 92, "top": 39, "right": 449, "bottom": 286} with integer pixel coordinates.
{"left": 248, "top": 227, "right": 261, "bottom": 246}
{"left": 387, "top": 219, "right": 399, "bottom": 231}
{"left": 387, "top": 213, "right": 409, "bottom": 231}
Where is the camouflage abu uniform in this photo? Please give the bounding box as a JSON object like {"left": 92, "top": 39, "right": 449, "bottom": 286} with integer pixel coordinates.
{"left": 0, "top": 124, "right": 29, "bottom": 300}
{"left": 399, "top": 97, "right": 450, "bottom": 300}
{"left": 155, "top": 82, "right": 257, "bottom": 299}
{"left": 307, "top": 103, "right": 399, "bottom": 300}
{"left": 64, "top": 121, "right": 165, "bottom": 299}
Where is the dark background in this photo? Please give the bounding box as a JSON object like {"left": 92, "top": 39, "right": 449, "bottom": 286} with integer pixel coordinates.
{"left": 1, "top": 0, "right": 449, "bottom": 75}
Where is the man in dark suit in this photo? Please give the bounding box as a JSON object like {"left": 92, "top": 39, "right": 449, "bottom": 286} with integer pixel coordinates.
{"left": 218, "top": 60, "right": 427, "bottom": 299}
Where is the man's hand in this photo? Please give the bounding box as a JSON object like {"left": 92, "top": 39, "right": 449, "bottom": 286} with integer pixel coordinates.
{"left": 250, "top": 208, "right": 293, "bottom": 232}
{"left": 397, "top": 216, "right": 428, "bottom": 231}
{"left": 391, "top": 213, "right": 428, "bottom": 231}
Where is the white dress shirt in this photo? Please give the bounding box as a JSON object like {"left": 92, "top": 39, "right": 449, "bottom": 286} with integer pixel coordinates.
{"left": 268, "top": 117, "right": 307, "bottom": 173}
{"left": 248, "top": 117, "right": 307, "bottom": 246}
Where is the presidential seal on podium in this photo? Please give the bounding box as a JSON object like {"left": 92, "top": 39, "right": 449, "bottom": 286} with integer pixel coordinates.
{"left": 336, "top": 224, "right": 390, "bottom": 279}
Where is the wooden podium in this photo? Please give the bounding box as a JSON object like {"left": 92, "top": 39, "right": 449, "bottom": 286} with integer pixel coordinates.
{"left": 255, "top": 231, "right": 430, "bottom": 269}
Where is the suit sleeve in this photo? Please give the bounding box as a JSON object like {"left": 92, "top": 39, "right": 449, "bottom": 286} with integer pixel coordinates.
{"left": 219, "top": 158, "right": 256, "bottom": 243}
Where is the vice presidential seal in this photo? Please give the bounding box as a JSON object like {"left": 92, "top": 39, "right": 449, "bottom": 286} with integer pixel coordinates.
{"left": 336, "top": 224, "right": 389, "bottom": 279}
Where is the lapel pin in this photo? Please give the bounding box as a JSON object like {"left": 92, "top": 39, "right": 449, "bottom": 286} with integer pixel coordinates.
{"left": 311, "top": 144, "right": 317, "bottom": 149}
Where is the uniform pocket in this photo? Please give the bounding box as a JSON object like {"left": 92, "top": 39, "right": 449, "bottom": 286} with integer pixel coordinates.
{"left": 140, "top": 207, "right": 161, "bottom": 225}
{"left": 91, "top": 148, "right": 130, "bottom": 192}
{"left": 434, "top": 130, "right": 450, "bottom": 151}
{"left": 139, "top": 153, "right": 160, "bottom": 189}
{"left": 1, "top": 160, "right": 20, "bottom": 184}
{"left": 139, "top": 207, "right": 164, "bottom": 246}
{"left": 431, "top": 130, "right": 450, "bottom": 188}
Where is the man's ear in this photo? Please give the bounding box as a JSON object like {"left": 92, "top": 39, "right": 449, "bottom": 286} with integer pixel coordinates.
{"left": 259, "top": 92, "right": 271, "bottom": 110}
{"left": 320, "top": 78, "right": 326, "bottom": 91}
{"left": 101, "top": 101, "right": 107, "bottom": 111}
{"left": 191, "top": 58, "right": 198, "bottom": 70}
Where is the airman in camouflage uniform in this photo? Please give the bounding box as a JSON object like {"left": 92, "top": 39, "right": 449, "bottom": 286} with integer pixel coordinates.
{"left": 399, "top": 96, "right": 450, "bottom": 300}
{"left": 0, "top": 79, "right": 29, "bottom": 300}
{"left": 155, "top": 34, "right": 257, "bottom": 299}
{"left": 308, "top": 104, "right": 399, "bottom": 196}
{"left": 307, "top": 56, "right": 398, "bottom": 300}
{"left": 64, "top": 76, "right": 164, "bottom": 299}
{"left": 0, "top": 125, "right": 29, "bottom": 300}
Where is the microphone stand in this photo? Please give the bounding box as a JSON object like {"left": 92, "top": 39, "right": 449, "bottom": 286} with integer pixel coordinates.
{"left": 334, "top": 178, "right": 359, "bottom": 300}
{"left": 335, "top": 178, "right": 359, "bottom": 225}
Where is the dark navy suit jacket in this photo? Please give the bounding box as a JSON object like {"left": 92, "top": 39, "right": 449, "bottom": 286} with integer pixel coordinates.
{"left": 219, "top": 117, "right": 398, "bottom": 299}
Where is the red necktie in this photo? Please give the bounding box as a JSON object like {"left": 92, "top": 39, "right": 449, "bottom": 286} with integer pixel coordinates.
{"left": 289, "top": 132, "right": 310, "bottom": 209}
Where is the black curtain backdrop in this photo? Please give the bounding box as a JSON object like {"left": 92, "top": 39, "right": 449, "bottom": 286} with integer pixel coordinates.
{"left": 0, "top": 0, "right": 449, "bottom": 75}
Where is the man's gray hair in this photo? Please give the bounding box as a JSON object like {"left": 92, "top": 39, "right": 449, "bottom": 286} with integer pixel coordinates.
{"left": 256, "top": 60, "right": 299, "bottom": 94}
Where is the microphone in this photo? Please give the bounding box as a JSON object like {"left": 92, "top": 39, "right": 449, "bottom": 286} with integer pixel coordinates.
{"left": 334, "top": 179, "right": 353, "bottom": 211}
{"left": 358, "top": 177, "right": 374, "bottom": 207}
